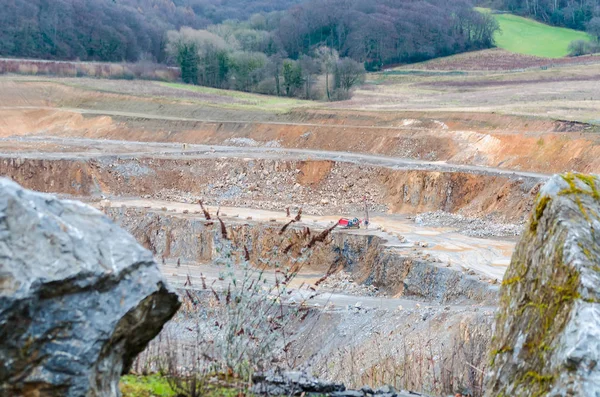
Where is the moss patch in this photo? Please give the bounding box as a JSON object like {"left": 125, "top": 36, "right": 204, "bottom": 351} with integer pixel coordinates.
{"left": 120, "top": 375, "right": 251, "bottom": 397}
{"left": 491, "top": 230, "right": 581, "bottom": 395}
{"left": 558, "top": 173, "right": 600, "bottom": 222}
{"left": 489, "top": 173, "right": 600, "bottom": 396}
{"left": 529, "top": 194, "right": 551, "bottom": 233}
{"left": 120, "top": 375, "right": 175, "bottom": 397}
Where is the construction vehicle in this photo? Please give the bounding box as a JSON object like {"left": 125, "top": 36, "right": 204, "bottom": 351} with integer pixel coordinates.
{"left": 338, "top": 217, "right": 360, "bottom": 229}
{"left": 338, "top": 197, "right": 370, "bottom": 229}
{"left": 363, "top": 195, "right": 369, "bottom": 229}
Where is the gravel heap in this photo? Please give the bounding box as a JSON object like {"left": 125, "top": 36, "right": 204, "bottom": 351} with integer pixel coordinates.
{"left": 320, "top": 271, "right": 379, "bottom": 297}
{"left": 414, "top": 211, "right": 524, "bottom": 238}
{"left": 151, "top": 160, "right": 388, "bottom": 216}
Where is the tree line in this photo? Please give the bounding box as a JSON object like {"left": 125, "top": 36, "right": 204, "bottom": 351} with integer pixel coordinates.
{"left": 166, "top": 0, "right": 499, "bottom": 100}
{"left": 490, "top": 0, "right": 600, "bottom": 31}
{"left": 167, "top": 27, "right": 367, "bottom": 100}
{"left": 0, "top": 0, "right": 303, "bottom": 62}
{"left": 1, "top": 0, "right": 500, "bottom": 100}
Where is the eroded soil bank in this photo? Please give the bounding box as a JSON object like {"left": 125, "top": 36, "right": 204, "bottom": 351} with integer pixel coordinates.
{"left": 0, "top": 155, "right": 538, "bottom": 222}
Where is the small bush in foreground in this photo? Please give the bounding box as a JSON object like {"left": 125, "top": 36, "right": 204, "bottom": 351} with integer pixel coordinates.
{"left": 132, "top": 210, "right": 334, "bottom": 397}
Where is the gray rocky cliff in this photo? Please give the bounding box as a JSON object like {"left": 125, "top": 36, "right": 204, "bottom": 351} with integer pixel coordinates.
{"left": 0, "top": 179, "right": 180, "bottom": 396}
{"left": 485, "top": 173, "right": 600, "bottom": 396}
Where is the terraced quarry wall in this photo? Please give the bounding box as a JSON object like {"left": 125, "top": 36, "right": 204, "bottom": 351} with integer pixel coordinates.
{"left": 106, "top": 207, "right": 497, "bottom": 304}
{"left": 0, "top": 156, "right": 539, "bottom": 221}
{"left": 0, "top": 76, "right": 554, "bottom": 396}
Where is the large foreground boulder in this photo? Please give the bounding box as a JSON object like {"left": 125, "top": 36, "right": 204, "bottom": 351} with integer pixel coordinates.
{"left": 0, "top": 179, "right": 180, "bottom": 396}
{"left": 486, "top": 173, "right": 600, "bottom": 396}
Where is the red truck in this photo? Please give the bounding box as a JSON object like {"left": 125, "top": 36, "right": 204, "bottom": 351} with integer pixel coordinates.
{"left": 338, "top": 217, "right": 361, "bottom": 229}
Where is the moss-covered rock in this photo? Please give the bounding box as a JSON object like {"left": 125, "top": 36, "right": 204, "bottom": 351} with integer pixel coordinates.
{"left": 485, "top": 173, "right": 600, "bottom": 396}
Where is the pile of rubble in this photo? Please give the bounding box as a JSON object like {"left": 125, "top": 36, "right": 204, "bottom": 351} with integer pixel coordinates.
{"left": 151, "top": 158, "right": 389, "bottom": 217}
{"left": 320, "top": 271, "right": 379, "bottom": 296}
{"left": 251, "top": 370, "right": 426, "bottom": 397}
{"left": 223, "top": 137, "right": 282, "bottom": 147}
{"left": 414, "top": 211, "right": 523, "bottom": 238}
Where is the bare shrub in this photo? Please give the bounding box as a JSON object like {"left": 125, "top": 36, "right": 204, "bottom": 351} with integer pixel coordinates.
{"left": 131, "top": 220, "right": 327, "bottom": 396}
{"left": 0, "top": 58, "right": 179, "bottom": 81}
{"left": 348, "top": 319, "right": 491, "bottom": 397}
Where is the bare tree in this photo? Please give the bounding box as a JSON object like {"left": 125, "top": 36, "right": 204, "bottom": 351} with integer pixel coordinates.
{"left": 299, "top": 55, "right": 321, "bottom": 99}
{"left": 334, "top": 57, "right": 365, "bottom": 98}
{"left": 315, "top": 46, "right": 339, "bottom": 101}
{"left": 588, "top": 17, "right": 600, "bottom": 42}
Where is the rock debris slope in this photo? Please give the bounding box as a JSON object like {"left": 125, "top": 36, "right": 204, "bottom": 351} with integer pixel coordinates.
{"left": 486, "top": 173, "right": 600, "bottom": 396}
{"left": 0, "top": 178, "right": 180, "bottom": 396}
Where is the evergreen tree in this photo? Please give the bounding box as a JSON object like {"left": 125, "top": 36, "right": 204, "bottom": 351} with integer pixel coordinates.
{"left": 282, "top": 60, "right": 303, "bottom": 97}
{"left": 177, "top": 43, "right": 199, "bottom": 85}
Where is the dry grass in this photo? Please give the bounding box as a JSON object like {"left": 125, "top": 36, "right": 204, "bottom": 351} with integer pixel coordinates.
{"left": 0, "top": 58, "right": 179, "bottom": 81}
{"left": 130, "top": 214, "right": 334, "bottom": 397}
{"left": 393, "top": 49, "right": 600, "bottom": 72}
{"left": 348, "top": 62, "right": 600, "bottom": 124}
{"left": 338, "top": 318, "right": 492, "bottom": 397}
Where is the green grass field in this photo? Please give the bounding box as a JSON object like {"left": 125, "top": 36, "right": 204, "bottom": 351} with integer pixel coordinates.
{"left": 478, "top": 8, "right": 592, "bottom": 58}
{"left": 160, "top": 82, "right": 310, "bottom": 112}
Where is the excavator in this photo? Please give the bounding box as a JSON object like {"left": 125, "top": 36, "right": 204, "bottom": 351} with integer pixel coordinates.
{"left": 338, "top": 196, "right": 370, "bottom": 229}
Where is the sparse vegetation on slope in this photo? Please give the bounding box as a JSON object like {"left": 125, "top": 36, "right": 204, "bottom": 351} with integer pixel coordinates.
{"left": 393, "top": 48, "right": 600, "bottom": 71}
{"left": 160, "top": 82, "right": 309, "bottom": 112}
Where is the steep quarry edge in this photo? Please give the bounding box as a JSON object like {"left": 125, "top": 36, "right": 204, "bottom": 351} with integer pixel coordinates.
{"left": 0, "top": 155, "right": 540, "bottom": 222}
{"left": 106, "top": 206, "right": 498, "bottom": 305}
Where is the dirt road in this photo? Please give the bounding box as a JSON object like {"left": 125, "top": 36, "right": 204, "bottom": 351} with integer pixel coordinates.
{"left": 0, "top": 135, "right": 549, "bottom": 180}
{"left": 162, "top": 263, "right": 492, "bottom": 312}
{"left": 0, "top": 105, "right": 432, "bottom": 131}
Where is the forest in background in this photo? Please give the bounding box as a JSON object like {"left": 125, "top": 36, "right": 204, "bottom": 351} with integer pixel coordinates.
{"left": 1, "top": 0, "right": 497, "bottom": 66}
{"left": 0, "top": 0, "right": 499, "bottom": 100}
{"left": 162, "top": 0, "right": 498, "bottom": 100}
{"left": 0, "top": 0, "right": 303, "bottom": 62}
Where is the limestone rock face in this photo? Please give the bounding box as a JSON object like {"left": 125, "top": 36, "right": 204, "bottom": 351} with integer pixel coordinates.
{"left": 0, "top": 179, "right": 180, "bottom": 396}
{"left": 485, "top": 173, "right": 600, "bottom": 396}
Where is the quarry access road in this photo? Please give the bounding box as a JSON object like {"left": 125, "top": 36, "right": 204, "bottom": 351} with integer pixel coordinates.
{"left": 0, "top": 135, "right": 549, "bottom": 181}
{"left": 161, "top": 262, "right": 494, "bottom": 312}
{"left": 1, "top": 105, "right": 434, "bottom": 131}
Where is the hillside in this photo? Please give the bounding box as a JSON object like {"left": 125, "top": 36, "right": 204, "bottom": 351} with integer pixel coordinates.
{"left": 0, "top": 0, "right": 497, "bottom": 67}
{"left": 392, "top": 48, "right": 600, "bottom": 71}
{"left": 478, "top": 9, "right": 592, "bottom": 58}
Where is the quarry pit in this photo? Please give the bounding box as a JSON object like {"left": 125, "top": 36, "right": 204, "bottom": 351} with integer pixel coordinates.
{"left": 3, "top": 75, "right": 598, "bottom": 395}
